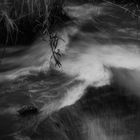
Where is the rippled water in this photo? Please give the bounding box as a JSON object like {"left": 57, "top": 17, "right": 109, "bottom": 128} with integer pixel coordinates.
{"left": 0, "top": 2, "right": 140, "bottom": 140}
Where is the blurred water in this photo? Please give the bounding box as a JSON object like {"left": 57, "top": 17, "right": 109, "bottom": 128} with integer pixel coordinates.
{"left": 0, "top": 2, "right": 140, "bottom": 140}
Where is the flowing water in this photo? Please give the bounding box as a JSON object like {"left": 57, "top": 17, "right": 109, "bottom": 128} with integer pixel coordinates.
{"left": 0, "top": 2, "right": 140, "bottom": 140}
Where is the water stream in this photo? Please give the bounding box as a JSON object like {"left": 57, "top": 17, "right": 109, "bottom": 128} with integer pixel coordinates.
{"left": 0, "top": 2, "right": 140, "bottom": 140}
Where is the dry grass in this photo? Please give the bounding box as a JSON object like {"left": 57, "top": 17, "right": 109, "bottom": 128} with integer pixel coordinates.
{"left": 0, "top": 0, "right": 68, "bottom": 65}
{"left": 0, "top": 0, "right": 66, "bottom": 44}
{"left": 0, "top": 0, "right": 58, "bottom": 21}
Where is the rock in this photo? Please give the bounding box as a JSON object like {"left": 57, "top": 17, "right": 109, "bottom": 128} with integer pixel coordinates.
{"left": 17, "top": 105, "right": 39, "bottom": 117}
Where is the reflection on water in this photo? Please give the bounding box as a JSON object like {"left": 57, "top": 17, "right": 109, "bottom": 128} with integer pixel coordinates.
{"left": 0, "top": 2, "right": 140, "bottom": 140}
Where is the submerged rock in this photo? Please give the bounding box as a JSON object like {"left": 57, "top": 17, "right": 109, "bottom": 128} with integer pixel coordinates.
{"left": 17, "top": 105, "right": 39, "bottom": 117}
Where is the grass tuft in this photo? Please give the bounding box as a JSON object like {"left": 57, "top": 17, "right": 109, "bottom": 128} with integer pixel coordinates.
{"left": 0, "top": 0, "right": 70, "bottom": 64}
{"left": 0, "top": 0, "right": 67, "bottom": 45}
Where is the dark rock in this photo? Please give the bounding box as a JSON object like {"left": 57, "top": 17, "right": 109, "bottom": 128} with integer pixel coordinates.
{"left": 17, "top": 105, "right": 39, "bottom": 117}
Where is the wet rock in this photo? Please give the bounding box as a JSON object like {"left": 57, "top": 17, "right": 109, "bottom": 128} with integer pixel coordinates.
{"left": 17, "top": 105, "right": 39, "bottom": 117}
